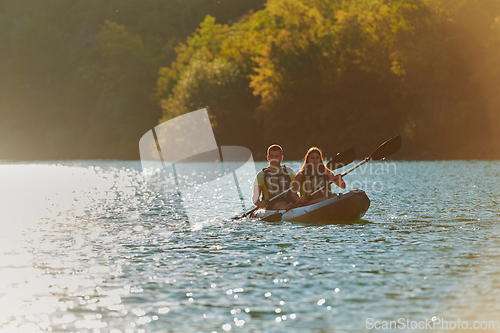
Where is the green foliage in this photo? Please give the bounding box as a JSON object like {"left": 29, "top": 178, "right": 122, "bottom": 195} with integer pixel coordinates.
{"left": 1, "top": 0, "right": 500, "bottom": 160}
{"left": 82, "top": 21, "right": 161, "bottom": 158}
{"left": 85, "top": 21, "right": 157, "bottom": 98}
{"left": 161, "top": 54, "right": 258, "bottom": 147}
{"left": 158, "top": 0, "right": 500, "bottom": 160}
{"left": 155, "top": 15, "right": 231, "bottom": 101}
{"left": 0, "top": 0, "right": 265, "bottom": 159}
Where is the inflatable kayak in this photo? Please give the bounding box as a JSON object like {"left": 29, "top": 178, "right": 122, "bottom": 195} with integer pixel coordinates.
{"left": 251, "top": 190, "right": 370, "bottom": 223}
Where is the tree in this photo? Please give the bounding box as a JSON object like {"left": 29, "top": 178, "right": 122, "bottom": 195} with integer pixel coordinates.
{"left": 83, "top": 20, "right": 161, "bottom": 158}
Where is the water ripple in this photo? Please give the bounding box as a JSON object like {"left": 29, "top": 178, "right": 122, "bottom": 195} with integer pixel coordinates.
{"left": 0, "top": 161, "right": 500, "bottom": 332}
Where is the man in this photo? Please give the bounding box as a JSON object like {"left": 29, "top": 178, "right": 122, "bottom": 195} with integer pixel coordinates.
{"left": 252, "top": 144, "right": 300, "bottom": 210}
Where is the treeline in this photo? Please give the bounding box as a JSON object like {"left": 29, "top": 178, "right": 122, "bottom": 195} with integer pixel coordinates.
{"left": 1, "top": 0, "right": 500, "bottom": 160}
{"left": 0, "top": 0, "right": 265, "bottom": 159}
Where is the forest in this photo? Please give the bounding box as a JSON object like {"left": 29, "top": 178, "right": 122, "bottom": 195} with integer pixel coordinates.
{"left": 1, "top": 0, "right": 499, "bottom": 160}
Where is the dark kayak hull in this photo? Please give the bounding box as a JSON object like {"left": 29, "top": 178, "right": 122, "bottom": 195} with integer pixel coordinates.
{"left": 251, "top": 190, "right": 370, "bottom": 223}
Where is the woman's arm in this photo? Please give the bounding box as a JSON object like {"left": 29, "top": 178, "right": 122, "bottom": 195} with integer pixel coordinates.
{"left": 328, "top": 169, "right": 346, "bottom": 189}
{"left": 292, "top": 172, "right": 307, "bottom": 203}
{"left": 292, "top": 172, "right": 303, "bottom": 194}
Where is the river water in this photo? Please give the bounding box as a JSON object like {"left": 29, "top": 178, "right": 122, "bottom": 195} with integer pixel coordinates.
{"left": 1, "top": 160, "right": 499, "bottom": 332}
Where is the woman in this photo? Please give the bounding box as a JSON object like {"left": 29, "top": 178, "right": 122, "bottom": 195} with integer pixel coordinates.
{"left": 293, "top": 147, "right": 346, "bottom": 206}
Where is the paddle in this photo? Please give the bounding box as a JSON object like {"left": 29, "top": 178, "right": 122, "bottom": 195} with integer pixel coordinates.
{"left": 262, "top": 135, "right": 402, "bottom": 222}
{"left": 233, "top": 147, "right": 356, "bottom": 220}
{"left": 261, "top": 199, "right": 301, "bottom": 222}
{"left": 340, "top": 134, "right": 402, "bottom": 177}
{"left": 327, "top": 147, "right": 356, "bottom": 170}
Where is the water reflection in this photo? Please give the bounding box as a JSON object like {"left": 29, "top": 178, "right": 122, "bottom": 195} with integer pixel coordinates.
{"left": 0, "top": 161, "right": 499, "bottom": 332}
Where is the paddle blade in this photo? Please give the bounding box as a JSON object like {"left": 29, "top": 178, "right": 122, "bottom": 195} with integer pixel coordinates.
{"left": 370, "top": 135, "right": 402, "bottom": 161}
{"left": 327, "top": 147, "right": 356, "bottom": 170}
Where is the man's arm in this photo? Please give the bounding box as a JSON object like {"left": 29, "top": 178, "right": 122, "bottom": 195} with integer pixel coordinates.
{"left": 252, "top": 185, "right": 267, "bottom": 208}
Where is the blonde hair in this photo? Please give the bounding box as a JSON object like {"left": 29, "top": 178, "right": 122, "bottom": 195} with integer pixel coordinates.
{"left": 299, "top": 147, "right": 329, "bottom": 173}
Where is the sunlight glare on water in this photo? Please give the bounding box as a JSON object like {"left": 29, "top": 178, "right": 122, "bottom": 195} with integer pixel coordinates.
{"left": 0, "top": 162, "right": 146, "bottom": 333}
{"left": 0, "top": 160, "right": 500, "bottom": 332}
